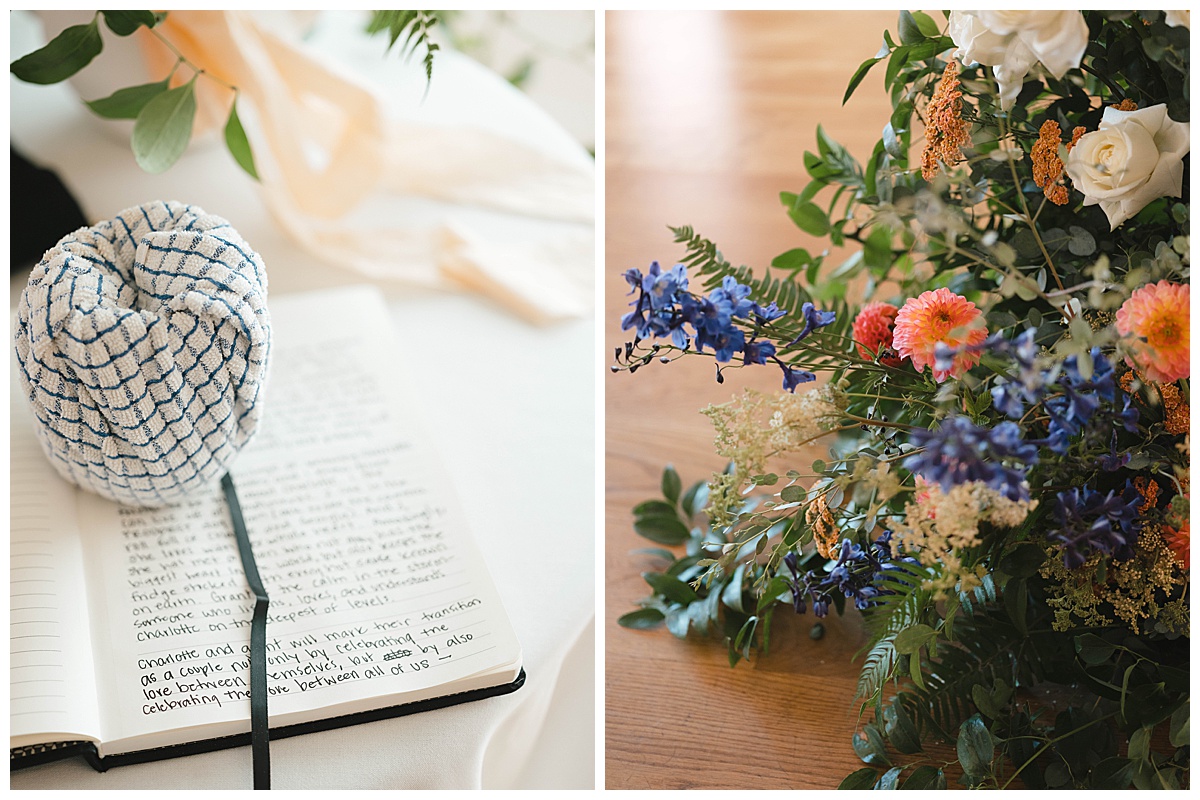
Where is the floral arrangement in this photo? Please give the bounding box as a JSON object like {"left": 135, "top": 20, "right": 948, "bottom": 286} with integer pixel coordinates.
{"left": 614, "top": 11, "right": 1189, "bottom": 790}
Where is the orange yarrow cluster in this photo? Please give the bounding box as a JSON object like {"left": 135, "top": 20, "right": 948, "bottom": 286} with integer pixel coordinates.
{"left": 1134, "top": 476, "right": 1161, "bottom": 514}
{"left": 1156, "top": 382, "right": 1190, "bottom": 435}
{"left": 1120, "top": 369, "right": 1190, "bottom": 435}
{"left": 1031, "top": 120, "right": 1086, "bottom": 205}
{"left": 921, "top": 60, "right": 972, "bottom": 181}
{"left": 805, "top": 494, "right": 840, "bottom": 559}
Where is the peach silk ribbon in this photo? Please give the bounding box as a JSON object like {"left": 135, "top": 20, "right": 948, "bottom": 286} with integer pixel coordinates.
{"left": 138, "top": 12, "right": 592, "bottom": 323}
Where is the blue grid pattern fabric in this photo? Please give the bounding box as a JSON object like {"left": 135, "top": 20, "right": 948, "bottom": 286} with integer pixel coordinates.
{"left": 14, "top": 200, "right": 271, "bottom": 507}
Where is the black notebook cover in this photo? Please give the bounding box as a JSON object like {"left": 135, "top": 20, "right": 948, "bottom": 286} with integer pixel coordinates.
{"left": 11, "top": 669, "right": 525, "bottom": 773}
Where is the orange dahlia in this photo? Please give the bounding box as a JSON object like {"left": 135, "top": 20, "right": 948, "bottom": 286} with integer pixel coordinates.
{"left": 1163, "top": 521, "right": 1189, "bottom": 568}
{"left": 1115, "top": 281, "right": 1189, "bottom": 383}
{"left": 892, "top": 288, "right": 988, "bottom": 382}
{"left": 853, "top": 302, "right": 904, "bottom": 366}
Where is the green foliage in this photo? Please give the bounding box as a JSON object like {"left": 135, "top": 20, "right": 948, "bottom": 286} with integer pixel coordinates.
{"left": 11, "top": 12, "right": 161, "bottom": 84}
{"left": 100, "top": 10, "right": 159, "bottom": 37}
{"left": 85, "top": 78, "right": 170, "bottom": 119}
{"left": 956, "top": 714, "right": 995, "bottom": 786}
{"left": 224, "top": 100, "right": 258, "bottom": 180}
{"left": 131, "top": 77, "right": 197, "bottom": 173}
{"left": 621, "top": 465, "right": 817, "bottom": 665}
{"left": 11, "top": 11, "right": 265, "bottom": 179}
{"left": 367, "top": 10, "right": 441, "bottom": 83}
{"left": 10, "top": 16, "right": 104, "bottom": 85}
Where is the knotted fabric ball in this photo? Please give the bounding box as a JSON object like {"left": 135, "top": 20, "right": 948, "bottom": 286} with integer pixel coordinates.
{"left": 14, "top": 201, "right": 270, "bottom": 507}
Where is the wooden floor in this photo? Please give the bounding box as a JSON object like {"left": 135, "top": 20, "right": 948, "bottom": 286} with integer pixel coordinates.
{"left": 604, "top": 10, "right": 912, "bottom": 789}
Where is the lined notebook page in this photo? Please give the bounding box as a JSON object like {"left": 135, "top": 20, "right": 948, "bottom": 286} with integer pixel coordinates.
{"left": 79, "top": 286, "right": 522, "bottom": 753}
{"left": 9, "top": 380, "right": 102, "bottom": 747}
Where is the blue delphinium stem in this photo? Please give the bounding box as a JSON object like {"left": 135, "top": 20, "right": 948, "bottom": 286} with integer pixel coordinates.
{"left": 619, "top": 262, "right": 835, "bottom": 391}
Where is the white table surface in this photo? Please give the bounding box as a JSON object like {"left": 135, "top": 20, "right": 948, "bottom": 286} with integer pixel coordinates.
{"left": 9, "top": 10, "right": 595, "bottom": 790}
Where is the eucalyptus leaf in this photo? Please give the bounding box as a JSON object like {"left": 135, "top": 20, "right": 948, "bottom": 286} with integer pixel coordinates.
{"left": 956, "top": 714, "right": 994, "bottom": 782}
{"left": 884, "top": 700, "right": 922, "bottom": 754}
{"left": 666, "top": 555, "right": 701, "bottom": 580}
{"left": 971, "top": 683, "right": 1001, "bottom": 719}
{"left": 898, "top": 11, "right": 925, "bottom": 45}
{"left": 998, "top": 542, "right": 1045, "bottom": 577}
{"left": 874, "top": 766, "right": 903, "bottom": 790}
{"left": 101, "top": 10, "right": 159, "bottom": 36}
{"left": 630, "top": 547, "right": 676, "bottom": 562}
{"left": 661, "top": 464, "right": 682, "bottom": 505}
{"left": 757, "top": 575, "right": 792, "bottom": 613}
{"left": 904, "top": 765, "right": 946, "bottom": 789}
{"left": 908, "top": 648, "right": 926, "bottom": 690}
{"left": 643, "top": 572, "right": 699, "bottom": 605}
{"left": 733, "top": 615, "right": 757, "bottom": 655}
{"left": 1089, "top": 757, "right": 1134, "bottom": 789}
{"left": 617, "top": 608, "right": 664, "bottom": 629}
{"left": 686, "top": 593, "right": 713, "bottom": 635}
{"left": 844, "top": 54, "right": 885, "bottom": 105}
{"left": 633, "top": 515, "right": 689, "bottom": 545}
{"left": 1044, "top": 760, "right": 1072, "bottom": 788}
{"left": 894, "top": 623, "right": 935, "bottom": 655}
{"left": 1003, "top": 576, "right": 1028, "bottom": 635}
{"left": 664, "top": 605, "right": 690, "bottom": 638}
{"left": 909, "top": 11, "right": 942, "bottom": 38}
{"left": 1074, "top": 633, "right": 1115, "bottom": 665}
{"left": 633, "top": 500, "right": 678, "bottom": 519}
{"left": 224, "top": 99, "right": 259, "bottom": 179}
{"left": 787, "top": 200, "right": 830, "bottom": 236}
{"left": 780, "top": 485, "right": 805, "bottom": 503}
{"left": 1169, "top": 701, "right": 1189, "bottom": 746}
{"left": 839, "top": 767, "right": 880, "bottom": 790}
{"left": 1067, "top": 225, "right": 1096, "bottom": 256}
{"left": 852, "top": 724, "right": 891, "bottom": 766}
{"left": 771, "top": 248, "right": 813, "bottom": 271}
{"left": 882, "top": 122, "right": 903, "bottom": 159}
{"left": 1127, "top": 726, "right": 1151, "bottom": 762}
{"left": 11, "top": 19, "right": 104, "bottom": 85}
{"left": 132, "top": 77, "right": 197, "bottom": 174}
{"left": 85, "top": 78, "right": 170, "bottom": 119}
{"left": 721, "top": 563, "right": 746, "bottom": 613}
{"left": 681, "top": 480, "right": 709, "bottom": 520}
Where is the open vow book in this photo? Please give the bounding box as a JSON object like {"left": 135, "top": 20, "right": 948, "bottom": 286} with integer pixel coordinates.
{"left": 10, "top": 285, "right": 523, "bottom": 770}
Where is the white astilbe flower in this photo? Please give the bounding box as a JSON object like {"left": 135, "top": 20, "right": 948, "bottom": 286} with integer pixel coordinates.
{"left": 892, "top": 480, "right": 1038, "bottom": 595}
{"left": 850, "top": 455, "right": 903, "bottom": 504}
{"left": 702, "top": 386, "right": 847, "bottom": 527}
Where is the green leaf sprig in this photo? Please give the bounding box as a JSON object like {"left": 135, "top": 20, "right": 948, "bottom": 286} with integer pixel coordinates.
{"left": 12, "top": 11, "right": 257, "bottom": 179}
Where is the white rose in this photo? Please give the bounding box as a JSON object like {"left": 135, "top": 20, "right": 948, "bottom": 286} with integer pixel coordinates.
{"left": 948, "top": 10, "right": 1088, "bottom": 109}
{"left": 1065, "top": 104, "right": 1190, "bottom": 230}
{"left": 1165, "top": 10, "right": 1189, "bottom": 28}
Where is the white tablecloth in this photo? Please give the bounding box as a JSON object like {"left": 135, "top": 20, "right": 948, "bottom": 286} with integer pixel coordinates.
{"left": 9, "top": 10, "right": 595, "bottom": 790}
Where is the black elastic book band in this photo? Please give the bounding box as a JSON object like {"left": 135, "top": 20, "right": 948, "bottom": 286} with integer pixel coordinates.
{"left": 222, "top": 473, "right": 271, "bottom": 790}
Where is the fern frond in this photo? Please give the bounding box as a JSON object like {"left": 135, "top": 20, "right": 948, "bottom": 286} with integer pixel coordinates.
{"left": 913, "top": 608, "right": 1065, "bottom": 740}
{"left": 862, "top": 561, "right": 933, "bottom": 637}
{"left": 856, "top": 636, "right": 897, "bottom": 703}
{"left": 669, "top": 225, "right": 817, "bottom": 320}
{"left": 368, "top": 10, "right": 441, "bottom": 83}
